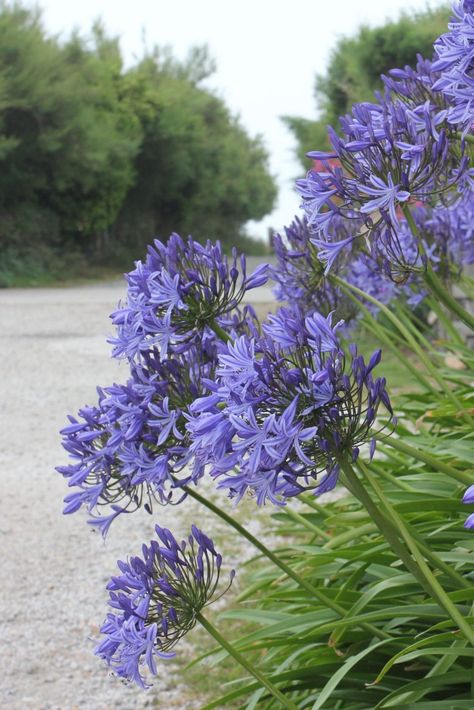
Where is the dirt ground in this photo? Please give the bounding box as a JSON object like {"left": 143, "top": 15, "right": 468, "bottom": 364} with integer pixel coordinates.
{"left": 0, "top": 278, "right": 274, "bottom": 710}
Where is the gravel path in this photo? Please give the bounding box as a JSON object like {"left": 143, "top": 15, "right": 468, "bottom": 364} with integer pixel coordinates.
{"left": 0, "top": 280, "right": 274, "bottom": 710}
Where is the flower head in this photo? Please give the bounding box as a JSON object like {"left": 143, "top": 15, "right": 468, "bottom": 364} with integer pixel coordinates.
{"left": 109, "top": 233, "right": 269, "bottom": 362}
{"left": 271, "top": 215, "right": 360, "bottom": 325}
{"left": 95, "top": 524, "right": 233, "bottom": 687}
{"left": 433, "top": 1, "right": 474, "bottom": 131}
{"left": 187, "top": 306, "right": 394, "bottom": 505}
{"left": 296, "top": 53, "right": 470, "bottom": 276}
{"left": 57, "top": 343, "right": 218, "bottom": 532}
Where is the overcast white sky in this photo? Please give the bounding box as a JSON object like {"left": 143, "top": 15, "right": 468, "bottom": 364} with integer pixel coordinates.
{"left": 37, "top": 0, "right": 445, "bottom": 240}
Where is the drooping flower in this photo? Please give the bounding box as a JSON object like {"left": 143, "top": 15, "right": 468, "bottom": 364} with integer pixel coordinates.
{"left": 95, "top": 525, "right": 233, "bottom": 687}
{"left": 187, "top": 306, "right": 394, "bottom": 505}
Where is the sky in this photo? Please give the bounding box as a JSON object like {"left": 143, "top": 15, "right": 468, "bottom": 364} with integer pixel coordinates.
{"left": 37, "top": 0, "right": 445, "bottom": 240}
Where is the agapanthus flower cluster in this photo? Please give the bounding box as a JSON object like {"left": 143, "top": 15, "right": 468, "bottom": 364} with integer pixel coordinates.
{"left": 296, "top": 54, "right": 471, "bottom": 280}
{"left": 433, "top": 1, "right": 474, "bottom": 131}
{"left": 382, "top": 55, "right": 449, "bottom": 112}
{"left": 57, "top": 343, "right": 218, "bottom": 535}
{"left": 412, "top": 192, "right": 474, "bottom": 275}
{"left": 110, "top": 233, "right": 268, "bottom": 362}
{"left": 96, "top": 524, "right": 233, "bottom": 688}
{"left": 271, "top": 215, "right": 358, "bottom": 324}
{"left": 187, "top": 306, "right": 394, "bottom": 505}
{"left": 271, "top": 214, "right": 412, "bottom": 320}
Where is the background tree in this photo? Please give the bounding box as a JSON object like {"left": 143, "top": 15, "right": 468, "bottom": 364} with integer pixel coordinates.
{"left": 0, "top": 3, "right": 276, "bottom": 285}
{"left": 282, "top": 5, "right": 451, "bottom": 171}
{"left": 113, "top": 46, "right": 276, "bottom": 257}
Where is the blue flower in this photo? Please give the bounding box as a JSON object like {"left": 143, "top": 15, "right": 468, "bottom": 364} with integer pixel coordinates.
{"left": 57, "top": 344, "right": 215, "bottom": 532}
{"left": 305, "top": 311, "right": 343, "bottom": 353}
{"left": 310, "top": 234, "right": 357, "bottom": 275}
{"left": 359, "top": 174, "right": 410, "bottom": 227}
{"left": 95, "top": 525, "right": 233, "bottom": 688}
{"left": 187, "top": 307, "right": 395, "bottom": 505}
{"left": 433, "top": 2, "right": 474, "bottom": 132}
{"left": 109, "top": 233, "right": 269, "bottom": 364}
{"left": 296, "top": 54, "right": 471, "bottom": 277}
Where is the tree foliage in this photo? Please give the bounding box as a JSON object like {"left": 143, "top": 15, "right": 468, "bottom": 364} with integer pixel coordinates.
{"left": 0, "top": 3, "right": 276, "bottom": 285}
{"left": 114, "top": 49, "right": 276, "bottom": 255}
{"left": 283, "top": 6, "right": 451, "bottom": 170}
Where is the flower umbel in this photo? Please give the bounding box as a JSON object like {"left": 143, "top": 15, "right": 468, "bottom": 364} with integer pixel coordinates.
{"left": 109, "top": 233, "right": 269, "bottom": 362}
{"left": 187, "top": 306, "right": 394, "bottom": 505}
{"left": 95, "top": 524, "right": 233, "bottom": 688}
{"left": 57, "top": 343, "right": 219, "bottom": 533}
{"left": 433, "top": 1, "right": 474, "bottom": 131}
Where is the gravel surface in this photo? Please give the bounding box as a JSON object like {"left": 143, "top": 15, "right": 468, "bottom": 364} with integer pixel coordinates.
{"left": 0, "top": 280, "right": 274, "bottom": 710}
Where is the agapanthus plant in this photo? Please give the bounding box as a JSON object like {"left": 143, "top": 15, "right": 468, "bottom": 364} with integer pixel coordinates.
{"left": 433, "top": 0, "right": 474, "bottom": 131}
{"left": 57, "top": 342, "right": 219, "bottom": 535}
{"left": 96, "top": 524, "right": 233, "bottom": 688}
{"left": 271, "top": 215, "right": 358, "bottom": 324}
{"left": 271, "top": 214, "right": 413, "bottom": 321}
{"left": 187, "top": 306, "right": 394, "bottom": 505}
{"left": 110, "top": 233, "right": 268, "bottom": 362}
{"left": 296, "top": 53, "right": 472, "bottom": 281}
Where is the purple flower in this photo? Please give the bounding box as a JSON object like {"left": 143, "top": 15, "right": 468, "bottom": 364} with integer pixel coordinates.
{"left": 359, "top": 174, "right": 410, "bottom": 226}
{"left": 187, "top": 306, "right": 395, "bottom": 505}
{"left": 270, "top": 216, "right": 357, "bottom": 324}
{"left": 433, "top": 2, "right": 474, "bottom": 132}
{"left": 463, "top": 484, "right": 474, "bottom": 503}
{"left": 465, "top": 513, "right": 474, "bottom": 529}
{"left": 296, "top": 56, "right": 471, "bottom": 276}
{"left": 109, "top": 233, "right": 269, "bottom": 363}
{"left": 95, "top": 524, "right": 233, "bottom": 688}
{"left": 215, "top": 336, "right": 258, "bottom": 390}
{"left": 305, "top": 311, "right": 343, "bottom": 353}
{"left": 57, "top": 344, "right": 216, "bottom": 532}
{"left": 463, "top": 484, "right": 474, "bottom": 528}
{"left": 311, "top": 234, "right": 358, "bottom": 275}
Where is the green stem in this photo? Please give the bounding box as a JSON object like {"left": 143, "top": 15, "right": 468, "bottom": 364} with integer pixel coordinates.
{"left": 357, "top": 460, "right": 474, "bottom": 641}
{"left": 424, "top": 265, "right": 474, "bottom": 331}
{"left": 196, "top": 612, "right": 299, "bottom": 709}
{"left": 459, "top": 275, "right": 474, "bottom": 300}
{"left": 426, "top": 296, "right": 465, "bottom": 347}
{"left": 208, "top": 318, "right": 232, "bottom": 342}
{"left": 183, "top": 485, "right": 389, "bottom": 640}
{"left": 401, "top": 203, "right": 474, "bottom": 332}
{"left": 347, "top": 290, "right": 434, "bottom": 393}
{"left": 401, "top": 204, "right": 426, "bottom": 257}
{"left": 369, "top": 461, "right": 416, "bottom": 492}
{"left": 358, "top": 460, "right": 470, "bottom": 590}
{"left": 184, "top": 485, "right": 330, "bottom": 602}
{"left": 284, "top": 506, "right": 332, "bottom": 540}
{"left": 374, "top": 433, "right": 473, "bottom": 486}
{"left": 299, "top": 495, "right": 334, "bottom": 518}
{"left": 455, "top": 131, "right": 474, "bottom": 145}
{"left": 332, "top": 275, "right": 464, "bottom": 411}
{"left": 339, "top": 462, "right": 431, "bottom": 583}
{"left": 393, "top": 301, "right": 434, "bottom": 353}
{"left": 340, "top": 461, "right": 474, "bottom": 644}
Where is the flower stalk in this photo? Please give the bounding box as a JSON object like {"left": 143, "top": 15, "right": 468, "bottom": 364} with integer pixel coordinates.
{"left": 196, "top": 611, "right": 299, "bottom": 710}
{"left": 340, "top": 460, "right": 474, "bottom": 644}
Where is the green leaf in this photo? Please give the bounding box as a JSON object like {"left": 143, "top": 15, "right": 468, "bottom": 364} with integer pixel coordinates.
{"left": 311, "top": 639, "right": 392, "bottom": 709}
